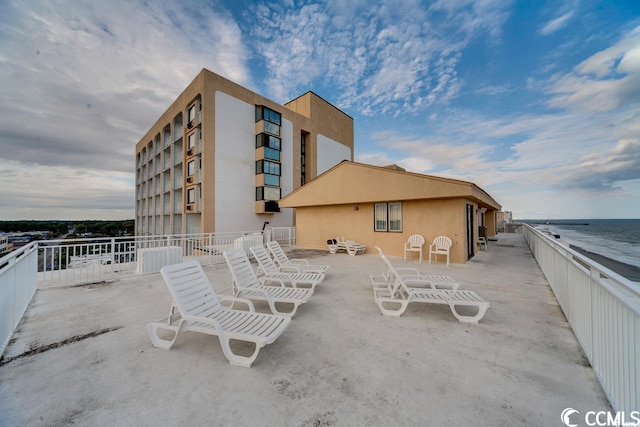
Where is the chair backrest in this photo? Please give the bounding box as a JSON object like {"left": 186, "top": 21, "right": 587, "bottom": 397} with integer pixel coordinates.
{"left": 250, "top": 244, "right": 278, "bottom": 274}
{"left": 432, "top": 236, "right": 452, "bottom": 249}
{"left": 160, "top": 260, "right": 223, "bottom": 318}
{"left": 408, "top": 234, "right": 425, "bottom": 247}
{"left": 375, "top": 246, "right": 407, "bottom": 296}
{"left": 224, "top": 248, "right": 262, "bottom": 290}
{"left": 266, "top": 240, "right": 289, "bottom": 265}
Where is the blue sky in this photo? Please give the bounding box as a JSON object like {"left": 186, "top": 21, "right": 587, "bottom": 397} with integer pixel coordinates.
{"left": 0, "top": 0, "right": 639, "bottom": 220}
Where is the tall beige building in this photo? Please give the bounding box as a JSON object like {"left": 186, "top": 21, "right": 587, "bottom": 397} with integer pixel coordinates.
{"left": 135, "top": 69, "right": 354, "bottom": 235}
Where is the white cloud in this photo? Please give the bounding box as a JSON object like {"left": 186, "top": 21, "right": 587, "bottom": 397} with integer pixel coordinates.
{"left": 0, "top": 160, "right": 133, "bottom": 220}
{"left": 0, "top": 0, "right": 250, "bottom": 219}
{"left": 539, "top": 11, "right": 574, "bottom": 36}
{"left": 246, "top": 0, "right": 511, "bottom": 116}
{"left": 547, "top": 26, "right": 640, "bottom": 112}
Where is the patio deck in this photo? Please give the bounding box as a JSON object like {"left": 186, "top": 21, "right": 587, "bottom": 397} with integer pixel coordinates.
{"left": 0, "top": 233, "right": 611, "bottom": 426}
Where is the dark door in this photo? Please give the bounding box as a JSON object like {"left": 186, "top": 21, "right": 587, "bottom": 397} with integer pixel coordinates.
{"left": 466, "top": 204, "right": 474, "bottom": 260}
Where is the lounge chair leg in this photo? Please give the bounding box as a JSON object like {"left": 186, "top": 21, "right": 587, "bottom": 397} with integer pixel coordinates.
{"left": 375, "top": 299, "right": 409, "bottom": 317}
{"left": 447, "top": 301, "right": 489, "bottom": 323}
{"left": 147, "top": 320, "right": 188, "bottom": 349}
{"left": 268, "top": 300, "right": 299, "bottom": 317}
{"left": 219, "top": 336, "right": 262, "bottom": 368}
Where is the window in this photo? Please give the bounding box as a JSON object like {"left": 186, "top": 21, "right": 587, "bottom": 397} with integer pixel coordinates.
{"left": 256, "top": 160, "right": 280, "bottom": 176}
{"left": 301, "top": 132, "right": 307, "bottom": 186}
{"left": 187, "top": 188, "right": 195, "bottom": 204}
{"left": 256, "top": 133, "right": 281, "bottom": 151}
{"left": 255, "top": 105, "right": 281, "bottom": 125}
{"left": 188, "top": 105, "right": 196, "bottom": 122}
{"left": 263, "top": 147, "right": 280, "bottom": 161}
{"left": 374, "top": 202, "right": 402, "bottom": 232}
{"left": 187, "top": 133, "right": 195, "bottom": 149}
{"left": 389, "top": 202, "right": 402, "bottom": 231}
{"left": 256, "top": 105, "right": 281, "bottom": 136}
{"left": 374, "top": 204, "right": 387, "bottom": 231}
{"left": 263, "top": 121, "right": 280, "bottom": 136}
{"left": 256, "top": 186, "right": 281, "bottom": 201}
{"left": 263, "top": 174, "right": 280, "bottom": 186}
{"left": 187, "top": 160, "right": 195, "bottom": 177}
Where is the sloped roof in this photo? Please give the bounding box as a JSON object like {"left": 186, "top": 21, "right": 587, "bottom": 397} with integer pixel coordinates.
{"left": 279, "top": 161, "right": 501, "bottom": 209}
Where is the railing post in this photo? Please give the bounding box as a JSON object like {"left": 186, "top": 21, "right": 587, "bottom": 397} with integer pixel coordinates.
{"left": 110, "top": 238, "right": 116, "bottom": 280}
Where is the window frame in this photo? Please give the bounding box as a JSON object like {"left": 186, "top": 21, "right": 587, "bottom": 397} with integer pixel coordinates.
{"left": 255, "top": 105, "right": 281, "bottom": 126}
{"left": 256, "top": 159, "right": 281, "bottom": 176}
{"left": 187, "top": 188, "right": 195, "bottom": 204}
{"left": 256, "top": 186, "right": 281, "bottom": 201}
{"left": 374, "top": 202, "right": 403, "bottom": 232}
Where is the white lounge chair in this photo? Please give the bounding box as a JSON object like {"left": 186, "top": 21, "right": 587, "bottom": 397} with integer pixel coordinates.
{"left": 147, "top": 260, "right": 291, "bottom": 368}
{"left": 429, "top": 236, "right": 452, "bottom": 267}
{"left": 224, "top": 248, "right": 313, "bottom": 317}
{"left": 327, "top": 237, "right": 366, "bottom": 256}
{"left": 266, "top": 241, "right": 329, "bottom": 274}
{"left": 250, "top": 244, "right": 325, "bottom": 290}
{"left": 371, "top": 247, "right": 459, "bottom": 291}
{"left": 373, "top": 246, "right": 489, "bottom": 323}
{"left": 403, "top": 234, "right": 425, "bottom": 263}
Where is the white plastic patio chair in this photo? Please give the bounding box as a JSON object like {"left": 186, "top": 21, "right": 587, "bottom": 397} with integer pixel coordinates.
{"left": 224, "top": 248, "right": 313, "bottom": 317}
{"left": 266, "top": 240, "right": 329, "bottom": 274}
{"left": 478, "top": 237, "right": 487, "bottom": 251}
{"left": 429, "top": 236, "right": 452, "bottom": 267}
{"left": 373, "top": 246, "right": 489, "bottom": 323}
{"left": 146, "top": 260, "right": 291, "bottom": 368}
{"left": 403, "top": 234, "right": 425, "bottom": 262}
{"left": 250, "top": 244, "right": 325, "bottom": 290}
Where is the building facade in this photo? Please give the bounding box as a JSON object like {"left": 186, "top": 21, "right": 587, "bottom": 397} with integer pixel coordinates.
{"left": 279, "top": 162, "right": 502, "bottom": 264}
{"left": 135, "top": 69, "right": 354, "bottom": 235}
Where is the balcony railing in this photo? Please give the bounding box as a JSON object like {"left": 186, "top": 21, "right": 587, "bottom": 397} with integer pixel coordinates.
{"left": 0, "top": 228, "right": 295, "bottom": 358}
{"left": 522, "top": 223, "right": 639, "bottom": 413}
{"left": 0, "top": 243, "right": 38, "bottom": 359}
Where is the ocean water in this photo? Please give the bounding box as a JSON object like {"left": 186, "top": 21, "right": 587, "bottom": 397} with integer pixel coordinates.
{"left": 525, "top": 219, "right": 640, "bottom": 269}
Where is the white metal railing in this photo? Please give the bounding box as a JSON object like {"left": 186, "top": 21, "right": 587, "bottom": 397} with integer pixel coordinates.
{"left": 522, "top": 223, "right": 639, "bottom": 412}
{"left": 0, "top": 228, "right": 295, "bottom": 358}
{"left": 0, "top": 242, "right": 38, "bottom": 357}
{"left": 268, "top": 226, "right": 296, "bottom": 246}
{"left": 34, "top": 228, "right": 294, "bottom": 288}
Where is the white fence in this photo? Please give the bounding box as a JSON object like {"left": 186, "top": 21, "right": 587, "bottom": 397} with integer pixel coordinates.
{"left": 0, "top": 243, "right": 38, "bottom": 358}
{"left": 0, "top": 227, "right": 295, "bottom": 358}
{"left": 522, "top": 223, "right": 639, "bottom": 412}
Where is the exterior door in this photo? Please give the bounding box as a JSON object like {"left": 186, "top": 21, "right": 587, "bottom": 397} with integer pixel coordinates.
{"left": 466, "top": 204, "right": 474, "bottom": 260}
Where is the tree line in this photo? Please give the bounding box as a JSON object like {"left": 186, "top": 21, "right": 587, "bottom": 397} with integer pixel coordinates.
{"left": 0, "top": 220, "right": 135, "bottom": 238}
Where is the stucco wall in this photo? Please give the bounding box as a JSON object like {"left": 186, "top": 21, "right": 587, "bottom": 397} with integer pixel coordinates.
{"left": 214, "top": 91, "right": 294, "bottom": 231}
{"left": 294, "top": 198, "right": 476, "bottom": 264}
{"left": 316, "top": 134, "right": 351, "bottom": 175}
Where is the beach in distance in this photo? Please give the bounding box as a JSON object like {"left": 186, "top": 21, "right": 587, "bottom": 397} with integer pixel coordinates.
{"left": 525, "top": 219, "right": 640, "bottom": 283}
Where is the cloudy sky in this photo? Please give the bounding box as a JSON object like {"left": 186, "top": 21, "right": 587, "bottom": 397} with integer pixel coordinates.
{"left": 1, "top": 0, "right": 639, "bottom": 220}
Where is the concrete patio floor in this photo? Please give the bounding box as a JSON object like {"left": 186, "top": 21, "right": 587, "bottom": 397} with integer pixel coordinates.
{"left": 0, "top": 233, "right": 611, "bottom": 426}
